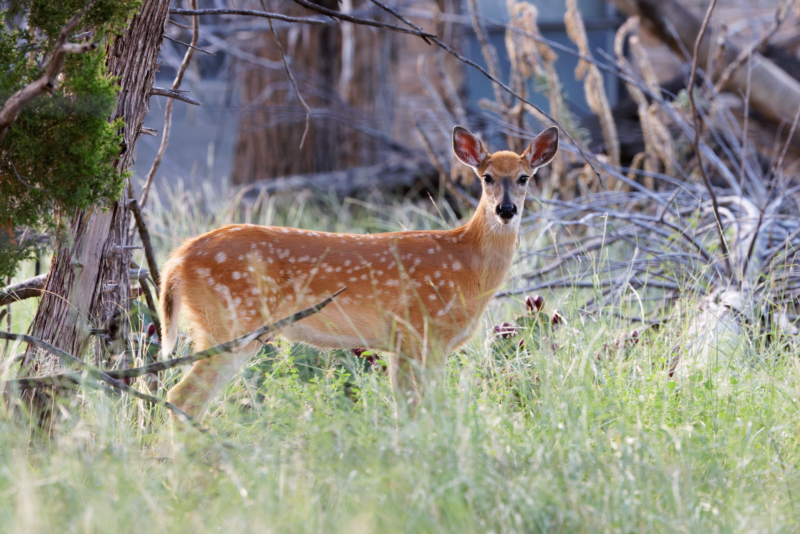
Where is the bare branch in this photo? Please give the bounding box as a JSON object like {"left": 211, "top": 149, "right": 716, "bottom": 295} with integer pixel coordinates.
{"left": 0, "top": 330, "right": 206, "bottom": 433}
{"left": 269, "top": 19, "right": 311, "bottom": 149}
{"left": 687, "top": 0, "right": 733, "bottom": 275}
{"left": 163, "top": 34, "right": 215, "bottom": 56}
{"left": 131, "top": 260, "right": 161, "bottom": 343}
{"left": 0, "top": 269, "right": 149, "bottom": 307}
{"left": 5, "top": 289, "right": 344, "bottom": 388}
{"left": 290, "top": 0, "right": 438, "bottom": 39}
{"left": 129, "top": 199, "right": 160, "bottom": 291}
{"left": 139, "top": 0, "right": 199, "bottom": 210}
{"left": 368, "top": 0, "right": 432, "bottom": 44}
{"left": 169, "top": 8, "right": 329, "bottom": 26}
{"left": 149, "top": 86, "right": 201, "bottom": 106}
{"left": 0, "top": 275, "right": 47, "bottom": 307}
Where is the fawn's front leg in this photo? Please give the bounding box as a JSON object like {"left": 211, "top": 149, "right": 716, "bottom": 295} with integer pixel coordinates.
{"left": 388, "top": 337, "right": 447, "bottom": 416}
{"left": 167, "top": 350, "right": 253, "bottom": 422}
{"left": 388, "top": 352, "right": 418, "bottom": 416}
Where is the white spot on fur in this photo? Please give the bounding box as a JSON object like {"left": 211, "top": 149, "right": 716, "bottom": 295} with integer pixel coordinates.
{"left": 232, "top": 271, "right": 241, "bottom": 280}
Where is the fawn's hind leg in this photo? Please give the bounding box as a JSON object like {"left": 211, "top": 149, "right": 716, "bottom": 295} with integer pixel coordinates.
{"left": 167, "top": 349, "right": 254, "bottom": 422}
{"left": 388, "top": 352, "right": 418, "bottom": 415}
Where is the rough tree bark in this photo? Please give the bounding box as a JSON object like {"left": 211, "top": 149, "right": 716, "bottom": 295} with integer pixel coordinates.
{"left": 24, "top": 0, "right": 171, "bottom": 368}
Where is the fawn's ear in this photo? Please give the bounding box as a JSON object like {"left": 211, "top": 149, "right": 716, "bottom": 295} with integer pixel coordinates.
{"left": 523, "top": 127, "right": 559, "bottom": 169}
{"left": 452, "top": 126, "right": 489, "bottom": 168}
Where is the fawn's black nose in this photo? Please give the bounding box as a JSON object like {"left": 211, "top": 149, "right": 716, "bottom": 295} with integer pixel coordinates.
{"left": 496, "top": 203, "right": 517, "bottom": 220}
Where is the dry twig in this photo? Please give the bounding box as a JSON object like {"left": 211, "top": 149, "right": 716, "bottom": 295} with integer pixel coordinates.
{"left": 139, "top": 0, "right": 199, "bottom": 210}
{"left": 129, "top": 199, "right": 161, "bottom": 290}
{"left": 268, "top": 19, "right": 311, "bottom": 149}
{"left": 686, "top": 0, "right": 732, "bottom": 275}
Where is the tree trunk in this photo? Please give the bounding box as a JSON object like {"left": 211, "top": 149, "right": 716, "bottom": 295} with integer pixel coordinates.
{"left": 231, "top": 0, "right": 385, "bottom": 184}
{"left": 24, "top": 0, "right": 170, "bottom": 369}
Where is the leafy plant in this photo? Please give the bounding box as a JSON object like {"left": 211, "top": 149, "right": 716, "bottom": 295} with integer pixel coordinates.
{"left": 0, "top": 0, "right": 140, "bottom": 278}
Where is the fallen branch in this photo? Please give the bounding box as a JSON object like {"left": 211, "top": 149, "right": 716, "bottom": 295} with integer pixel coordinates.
{"left": 4, "top": 288, "right": 344, "bottom": 388}
{"left": 713, "top": 0, "right": 791, "bottom": 92}
{"left": 241, "top": 162, "right": 436, "bottom": 199}
{"left": 0, "top": 330, "right": 205, "bottom": 433}
{"left": 0, "top": 269, "right": 149, "bottom": 307}
{"left": 0, "top": 3, "right": 97, "bottom": 141}
{"left": 611, "top": 0, "right": 800, "bottom": 129}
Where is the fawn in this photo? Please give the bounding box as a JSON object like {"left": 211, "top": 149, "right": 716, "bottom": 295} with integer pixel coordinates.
{"left": 160, "top": 126, "right": 558, "bottom": 421}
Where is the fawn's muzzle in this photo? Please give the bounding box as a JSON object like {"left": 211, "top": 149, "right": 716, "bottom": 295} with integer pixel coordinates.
{"left": 496, "top": 203, "right": 517, "bottom": 221}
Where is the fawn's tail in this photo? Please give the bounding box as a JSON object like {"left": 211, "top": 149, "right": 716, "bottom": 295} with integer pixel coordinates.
{"left": 159, "top": 258, "right": 183, "bottom": 357}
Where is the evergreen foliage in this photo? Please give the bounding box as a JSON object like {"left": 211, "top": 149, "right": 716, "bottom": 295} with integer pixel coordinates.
{"left": 0, "top": 0, "right": 140, "bottom": 278}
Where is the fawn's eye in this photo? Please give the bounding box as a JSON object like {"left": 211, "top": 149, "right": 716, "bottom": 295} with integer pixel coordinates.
{"left": 483, "top": 175, "right": 493, "bottom": 184}
{"left": 518, "top": 175, "right": 529, "bottom": 185}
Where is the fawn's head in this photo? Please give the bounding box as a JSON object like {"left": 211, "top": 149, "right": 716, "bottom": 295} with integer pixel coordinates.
{"left": 453, "top": 126, "right": 559, "bottom": 229}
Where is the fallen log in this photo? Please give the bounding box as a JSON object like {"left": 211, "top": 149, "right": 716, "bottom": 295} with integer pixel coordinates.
{"left": 611, "top": 0, "right": 800, "bottom": 130}
{"left": 241, "top": 161, "right": 438, "bottom": 200}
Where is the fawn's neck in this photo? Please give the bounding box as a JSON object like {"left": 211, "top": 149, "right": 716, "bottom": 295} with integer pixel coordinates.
{"left": 459, "top": 196, "right": 519, "bottom": 293}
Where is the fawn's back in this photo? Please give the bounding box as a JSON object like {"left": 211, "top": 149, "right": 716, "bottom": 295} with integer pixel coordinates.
{"left": 160, "top": 221, "right": 511, "bottom": 358}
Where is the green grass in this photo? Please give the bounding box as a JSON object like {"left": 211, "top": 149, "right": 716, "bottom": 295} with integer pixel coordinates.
{"left": 1, "top": 185, "right": 799, "bottom": 533}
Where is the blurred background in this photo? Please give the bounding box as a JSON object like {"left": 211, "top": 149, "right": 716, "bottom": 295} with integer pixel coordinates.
{"left": 135, "top": 0, "right": 793, "bottom": 199}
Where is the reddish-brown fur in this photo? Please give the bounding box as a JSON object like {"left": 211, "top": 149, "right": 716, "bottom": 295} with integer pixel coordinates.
{"left": 162, "top": 126, "right": 558, "bottom": 420}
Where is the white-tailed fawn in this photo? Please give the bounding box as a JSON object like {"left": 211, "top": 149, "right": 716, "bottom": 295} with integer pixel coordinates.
{"left": 160, "top": 126, "right": 558, "bottom": 421}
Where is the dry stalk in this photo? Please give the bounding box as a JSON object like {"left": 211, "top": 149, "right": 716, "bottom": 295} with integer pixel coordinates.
{"left": 629, "top": 34, "right": 675, "bottom": 176}
{"left": 505, "top": 0, "right": 570, "bottom": 195}
{"left": 466, "top": 0, "right": 509, "bottom": 111}
{"left": 614, "top": 19, "right": 660, "bottom": 181}
{"left": 564, "top": 0, "right": 619, "bottom": 168}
